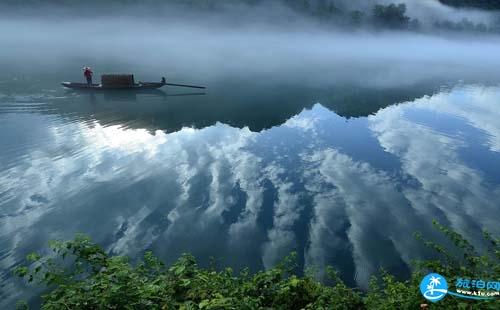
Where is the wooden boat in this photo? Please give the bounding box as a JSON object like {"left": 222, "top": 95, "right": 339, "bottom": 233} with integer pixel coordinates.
{"left": 62, "top": 74, "right": 205, "bottom": 91}
{"left": 61, "top": 81, "right": 166, "bottom": 90}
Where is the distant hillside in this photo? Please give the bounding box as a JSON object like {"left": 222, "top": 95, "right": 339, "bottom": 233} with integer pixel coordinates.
{"left": 439, "top": 0, "right": 500, "bottom": 10}
{"left": 2, "top": 0, "right": 499, "bottom": 34}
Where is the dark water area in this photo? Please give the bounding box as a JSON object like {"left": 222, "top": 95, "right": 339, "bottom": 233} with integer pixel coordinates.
{"left": 1, "top": 68, "right": 500, "bottom": 307}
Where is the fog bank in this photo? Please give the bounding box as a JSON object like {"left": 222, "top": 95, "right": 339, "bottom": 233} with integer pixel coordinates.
{"left": 2, "top": 17, "right": 500, "bottom": 89}
{"left": 1, "top": 0, "right": 499, "bottom": 30}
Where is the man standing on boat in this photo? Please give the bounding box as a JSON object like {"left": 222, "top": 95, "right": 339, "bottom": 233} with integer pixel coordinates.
{"left": 83, "top": 67, "right": 93, "bottom": 86}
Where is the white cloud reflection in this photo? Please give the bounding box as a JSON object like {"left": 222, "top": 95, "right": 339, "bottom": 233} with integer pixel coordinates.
{"left": 370, "top": 86, "right": 500, "bottom": 239}
{"left": 1, "top": 85, "right": 500, "bottom": 307}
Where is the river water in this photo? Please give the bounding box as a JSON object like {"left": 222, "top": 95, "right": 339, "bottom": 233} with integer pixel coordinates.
{"left": 1, "top": 21, "right": 500, "bottom": 306}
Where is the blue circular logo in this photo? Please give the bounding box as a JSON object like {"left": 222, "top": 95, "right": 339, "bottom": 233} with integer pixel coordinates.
{"left": 420, "top": 273, "right": 448, "bottom": 302}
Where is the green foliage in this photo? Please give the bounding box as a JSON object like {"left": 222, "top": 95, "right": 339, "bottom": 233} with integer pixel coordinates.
{"left": 15, "top": 222, "right": 499, "bottom": 309}
{"left": 366, "top": 221, "right": 500, "bottom": 309}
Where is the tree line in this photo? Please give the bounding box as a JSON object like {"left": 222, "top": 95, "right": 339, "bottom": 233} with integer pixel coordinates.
{"left": 283, "top": 0, "right": 500, "bottom": 34}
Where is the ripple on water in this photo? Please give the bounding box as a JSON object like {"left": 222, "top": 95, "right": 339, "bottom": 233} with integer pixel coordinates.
{"left": 0, "top": 92, "right": 69, "bottom": 113}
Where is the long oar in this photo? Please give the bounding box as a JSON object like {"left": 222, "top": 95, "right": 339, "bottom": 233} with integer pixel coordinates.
{"left": 160, "top": 77, "right": 205, "bottom": 89}
{"left": 164, "top": 82, "right": 206, "bottom": 89}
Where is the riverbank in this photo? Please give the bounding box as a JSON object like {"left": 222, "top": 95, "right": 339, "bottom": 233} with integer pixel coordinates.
{"left": 15, "top": 221, "right": 499, "bottom": 309}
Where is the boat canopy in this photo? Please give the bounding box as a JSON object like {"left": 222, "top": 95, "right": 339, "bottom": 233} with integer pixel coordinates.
{"left": 101, "top": 74, "right": 135, "bottom": 89}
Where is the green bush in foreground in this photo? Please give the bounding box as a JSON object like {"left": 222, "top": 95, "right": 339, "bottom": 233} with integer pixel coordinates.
{"left": 15, "top": 221, "right": 499, "bottom": 309}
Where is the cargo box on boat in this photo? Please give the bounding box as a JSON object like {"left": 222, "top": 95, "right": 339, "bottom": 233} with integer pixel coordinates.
{"left": 101, "top": 74, "right": 135, "bottom": 88}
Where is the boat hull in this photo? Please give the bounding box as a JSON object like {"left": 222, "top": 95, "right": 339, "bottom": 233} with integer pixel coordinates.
{"left": 61, "top": 82, "right": 165, "bottom": 90}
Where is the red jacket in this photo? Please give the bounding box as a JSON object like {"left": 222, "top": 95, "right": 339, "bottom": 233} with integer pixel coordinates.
{"left": 84, "top": 69, "right": 93, "bottom": 78}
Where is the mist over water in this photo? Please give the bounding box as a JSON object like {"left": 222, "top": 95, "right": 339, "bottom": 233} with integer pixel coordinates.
{"left": 2, "top": 16, "right": 500, "bottom": 87}
{"left": 1, "top": 6, "right": 500, "bottom": 308}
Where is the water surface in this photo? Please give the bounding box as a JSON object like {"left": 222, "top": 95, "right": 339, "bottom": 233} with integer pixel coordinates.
{"left": 2, "top": 19, "right": 500, "bottom": 305}
{"left": 1, "top": 70, "right": 500, "bottom": 306}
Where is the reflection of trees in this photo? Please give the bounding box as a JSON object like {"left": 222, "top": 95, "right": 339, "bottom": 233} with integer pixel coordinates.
{"left": 38, "top": 82, "right": 441, "bottom": 134}
{"left": 319, "top": 83, "right": 440, "bottom": 119}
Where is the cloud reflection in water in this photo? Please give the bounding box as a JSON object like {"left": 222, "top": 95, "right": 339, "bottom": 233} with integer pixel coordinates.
{"left": 1, "top": 85, "right": 500, "bottom": 306}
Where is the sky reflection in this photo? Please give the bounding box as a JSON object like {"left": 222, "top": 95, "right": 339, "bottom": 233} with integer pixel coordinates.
{"left": 1, "top": 85, "right": 499, "bottom": 306}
